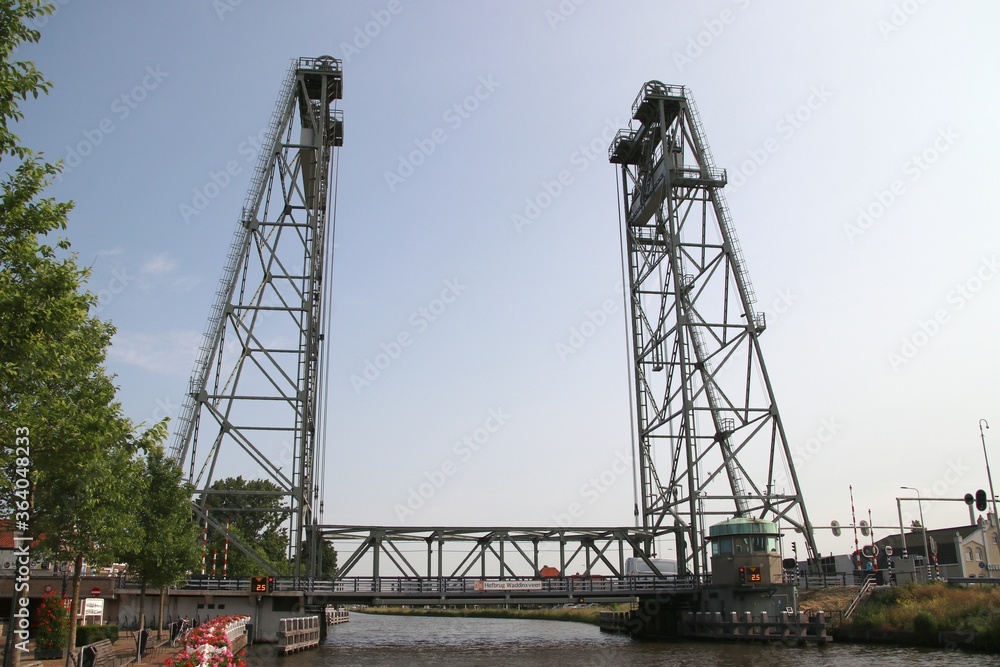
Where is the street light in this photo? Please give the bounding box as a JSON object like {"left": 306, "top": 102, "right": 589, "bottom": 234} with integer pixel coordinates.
{"left": 901, "top": 486, "right": 931, "bottom": 581}
{"left": 981, "top": 419, "right": 997, "bottom": 579}
{"left": 980, "top": 420, "right": 998, "bottom": 522}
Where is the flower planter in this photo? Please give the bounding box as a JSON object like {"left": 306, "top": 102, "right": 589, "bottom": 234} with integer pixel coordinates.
{"left": 34, "top": 648, "right": 65, "bottom": 660}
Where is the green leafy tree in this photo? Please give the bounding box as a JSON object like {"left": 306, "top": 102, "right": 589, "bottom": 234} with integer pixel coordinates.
{"left": 204, "top": 477, "right": 290, "bottom": 577}
{"left": 120, "top": 437, "right": 202, "bottom": 639}
{"left": 34, "top": 423, "right": 148, "bottom": 664}
{"left": 0, "top": 3, "right": 160, "bottom": 663}
{"left": 300, "top": 536, "right": 338, "bottom": 579}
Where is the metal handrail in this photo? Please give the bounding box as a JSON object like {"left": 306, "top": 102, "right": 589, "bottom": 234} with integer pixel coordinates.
{"left": 120, "top": 574, "right": 711, "bottom": 595}
{"left": 843, "top": 574, "right": 877, "bottom": 619}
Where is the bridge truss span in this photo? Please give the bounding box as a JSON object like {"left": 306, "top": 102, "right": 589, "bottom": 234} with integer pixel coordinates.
{"left": 320, "top": 525, "right": 679, "bottom": 581}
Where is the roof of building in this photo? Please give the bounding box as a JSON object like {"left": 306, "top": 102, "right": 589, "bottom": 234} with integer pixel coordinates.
{"left": 0, "top": 520, "right": 45, "bottom": 550}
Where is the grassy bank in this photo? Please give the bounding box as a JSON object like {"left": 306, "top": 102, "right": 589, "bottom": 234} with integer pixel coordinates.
{"left": 358, "top": 604, "right": 630, "bottom": 626}
{"left": 844, "top": 582, "right": 1000, "bottom": 649}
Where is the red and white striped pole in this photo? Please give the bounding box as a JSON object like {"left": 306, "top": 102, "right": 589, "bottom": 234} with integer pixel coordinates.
{"left": 212, "top": 549, "right": 217, "bottom": 578}
{"left": 223, "top": 519, "right": 230, "bottom": 578}
{"left": 201, "top": 508, "right": 209, "bottom": 576}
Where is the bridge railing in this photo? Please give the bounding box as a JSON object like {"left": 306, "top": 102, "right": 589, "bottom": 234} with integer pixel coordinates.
{"left": 136, "top": 575, "right": 710, "bottom": 596}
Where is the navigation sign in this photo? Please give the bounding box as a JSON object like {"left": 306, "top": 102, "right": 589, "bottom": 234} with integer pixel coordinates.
{"left": 251, "top": 576, "right": 268, "bottom": 593}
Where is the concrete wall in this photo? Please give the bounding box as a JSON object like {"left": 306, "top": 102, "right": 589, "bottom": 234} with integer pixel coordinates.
{"left": 115, "top": 590, "right": 316, "bottom": 643}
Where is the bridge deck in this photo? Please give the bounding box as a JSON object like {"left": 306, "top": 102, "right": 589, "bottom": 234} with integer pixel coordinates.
{"left": 126, "top": 575, "right": 707, "bottom": 605}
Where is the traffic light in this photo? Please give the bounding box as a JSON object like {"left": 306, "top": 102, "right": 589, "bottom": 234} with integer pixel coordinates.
{"left": 738, "top": 567, "right": 746, "bottom": 583}
{"left": 976, "top": 489, "right": 988, "bottom": 512}
{"left": 252, "top": 576, "right": 276, "bottom": 593}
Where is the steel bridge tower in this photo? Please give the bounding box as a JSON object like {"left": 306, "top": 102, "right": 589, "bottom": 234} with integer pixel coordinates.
{"left": 170, "top": 56, "right": 343, "bottom": 579}
{"left": 609, "top": 82, "right": 817, "bottom": 576}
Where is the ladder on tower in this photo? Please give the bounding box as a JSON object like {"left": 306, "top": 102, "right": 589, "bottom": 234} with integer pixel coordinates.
{"left": 683, "top": 90, "right": 758, "bottom": 310}
{"left": 170, "top": 61, "right": 299, "bottom": 463}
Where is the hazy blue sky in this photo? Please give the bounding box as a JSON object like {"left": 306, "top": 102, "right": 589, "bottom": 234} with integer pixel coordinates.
{"left": 13, "top": 1, "right": 1000, "bottom": 563}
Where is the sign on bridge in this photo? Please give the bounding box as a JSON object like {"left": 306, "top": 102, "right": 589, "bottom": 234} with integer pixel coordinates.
{"left": 474, "top": 580, "right": 543, "bottom": 592}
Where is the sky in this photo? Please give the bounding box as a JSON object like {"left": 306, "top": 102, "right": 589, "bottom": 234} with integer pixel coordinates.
{"left": 11, "top": 0, "right": 1000, "bottom": 566}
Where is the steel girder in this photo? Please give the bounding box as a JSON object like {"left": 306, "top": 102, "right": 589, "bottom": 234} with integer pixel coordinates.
{"left": 318, "top": 525, "right": 679, "bottom": 581}
{"left": 609, "top": 82, "right": 817, "bottom": 576}
{"left": 170, "top": 56, "right": 344, "bottom": 579}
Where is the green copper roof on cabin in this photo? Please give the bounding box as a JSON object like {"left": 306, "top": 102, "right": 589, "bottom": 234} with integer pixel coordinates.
{"left": 708, "top": 518, "right": 781, "bottom": 538}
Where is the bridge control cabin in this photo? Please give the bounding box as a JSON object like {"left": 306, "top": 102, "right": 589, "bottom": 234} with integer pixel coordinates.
{"left": 707, "top": 518, "right": 783, "bottom": 587}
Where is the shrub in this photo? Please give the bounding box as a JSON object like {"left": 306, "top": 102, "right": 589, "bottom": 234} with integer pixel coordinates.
{"left": 76, "top": 624, "right": 120, "bottom": 646}
{"left": 912, "top": 610, "right": 938, "bottom": 646}
{"left": 34, "top": 592, "right": 69, "bottom": 652}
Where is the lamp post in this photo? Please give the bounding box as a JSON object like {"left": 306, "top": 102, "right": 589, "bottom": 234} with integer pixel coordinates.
{"left": 980, "top": 420, "right": 998, "bottom": 522}
{"left": 901, "top": 486, "right": 931, "bottom": 581}
{"left": 980, "top": 419, "right": 997, "bottom": 578}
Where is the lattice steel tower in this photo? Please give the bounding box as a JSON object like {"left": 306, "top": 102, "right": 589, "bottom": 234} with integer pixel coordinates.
{"left": 170, "top": 56, "right": 343, "bottom": 578}
{"left": 609, "top": 82, "right": 817, "bottom": 576}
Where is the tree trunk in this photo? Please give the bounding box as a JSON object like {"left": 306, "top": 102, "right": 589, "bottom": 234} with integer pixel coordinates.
{"left": 6, "top": 615, "right": 20, "bottom": 667}
{"left": 157, "top": 588, "right": 167, "bottom": 641}
{"left": 136, "top": 581, "right": 146, "bottom": 664}
{"left": 63, "top": 554, "right": 83, "bottom": 667}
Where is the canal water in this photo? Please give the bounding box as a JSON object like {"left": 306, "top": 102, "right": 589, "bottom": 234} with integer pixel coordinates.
{"left": 249, "top": 612, "right": 1000, "bottom": 666}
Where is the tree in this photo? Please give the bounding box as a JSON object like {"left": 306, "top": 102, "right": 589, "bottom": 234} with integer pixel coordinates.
{"left": 0, "top": 3, "right": 160, "bottom": 664}
{"left": 120, "top": 435, "right": 203, "bottom": 640}
{"left": 300, "top": 537, "right": 338, "bottom": 579}
{"left": 34, "top": 422, "right": 148, "bottom": 666}
{"left": 203, "top": 477, "right": 290, "bottom": 577}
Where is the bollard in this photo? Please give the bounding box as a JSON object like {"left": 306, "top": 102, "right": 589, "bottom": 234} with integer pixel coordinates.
{"left": 815, "top": 611, "right": 827, "bottom": 639}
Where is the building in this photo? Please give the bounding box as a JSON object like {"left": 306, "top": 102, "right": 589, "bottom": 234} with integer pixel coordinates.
{"left": 872, "top": 513, "right": 1000, "bottom": 582}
